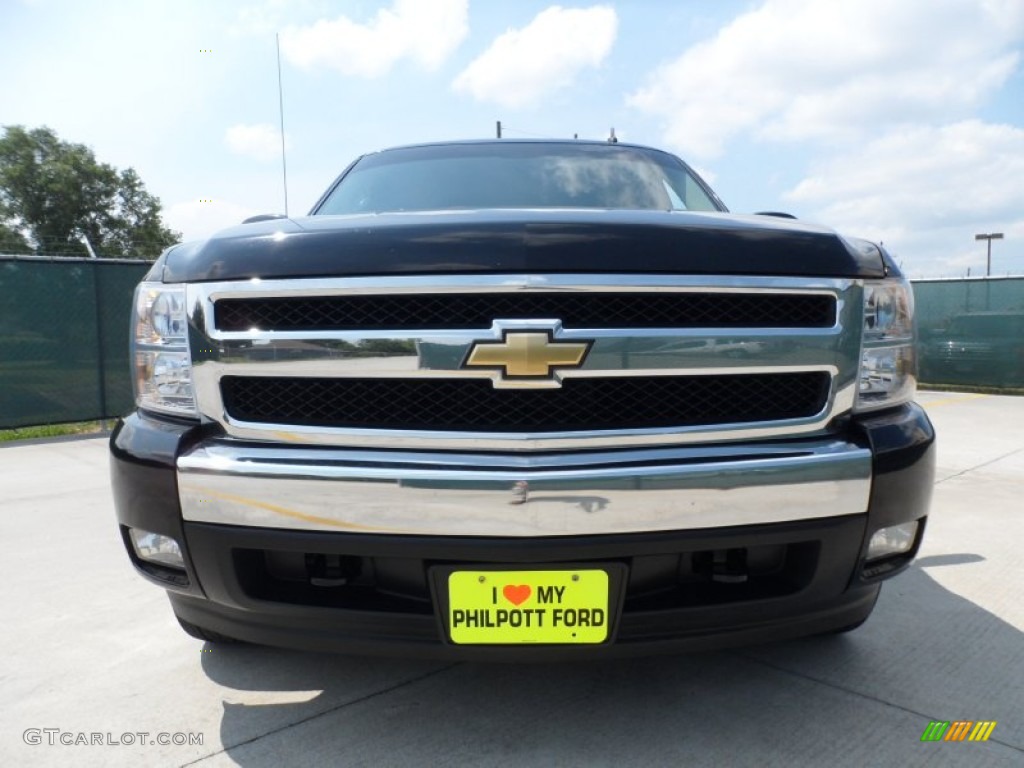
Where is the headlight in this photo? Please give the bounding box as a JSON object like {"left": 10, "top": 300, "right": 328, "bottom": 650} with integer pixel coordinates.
{"left": 863, "top": 281, "right": 913, "bottom": 341}
{"left": 855, "top": 279, "right": 916, "bottom": 412}
{"left": 132, "top": 283, "right": 198, "bottom": 416}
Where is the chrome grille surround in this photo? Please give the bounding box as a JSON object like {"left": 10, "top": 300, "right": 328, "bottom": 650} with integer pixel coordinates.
{"left": 186, "top": 274, "right": 862, "bottom": 451}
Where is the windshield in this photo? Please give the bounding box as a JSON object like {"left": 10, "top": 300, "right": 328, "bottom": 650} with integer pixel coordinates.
{"left": 314, "top": 143, "right": 724, "bottom": 215}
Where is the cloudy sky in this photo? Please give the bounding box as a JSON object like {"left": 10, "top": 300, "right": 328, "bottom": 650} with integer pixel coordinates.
{"left": 3, "top": 0, "right": 1022, "bottom": 277}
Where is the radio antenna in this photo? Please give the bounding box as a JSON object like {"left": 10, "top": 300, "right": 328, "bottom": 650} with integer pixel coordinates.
{"left": 276, "top": 33, "right": 289, "bottom": 216}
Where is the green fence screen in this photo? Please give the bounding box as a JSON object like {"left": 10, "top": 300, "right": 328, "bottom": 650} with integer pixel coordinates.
{"left": 1, "top": 262, "right": 1021, "bottom": 430}
{"left": 913, "top": 277, "right": 1024, "bottom": 390}
{"left": 0, "top": 256, "right": 151, "bottom": 429}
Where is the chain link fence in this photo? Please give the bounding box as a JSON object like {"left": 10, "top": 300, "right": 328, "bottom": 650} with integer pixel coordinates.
{"left": 0, "top": 255, "right": 151, "bottom": 429}
{"left": 913, "top": 277, "right": 1024, "bottom": 390}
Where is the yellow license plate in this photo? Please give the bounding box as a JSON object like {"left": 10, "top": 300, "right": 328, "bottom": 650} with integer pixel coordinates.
{"left": 448, "top": 570, "right": 610, "bottom": 644}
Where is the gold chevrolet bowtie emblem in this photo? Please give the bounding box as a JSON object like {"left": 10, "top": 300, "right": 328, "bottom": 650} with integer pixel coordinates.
{"left": 464, "top": 332, "right": 591, "bottom": 384}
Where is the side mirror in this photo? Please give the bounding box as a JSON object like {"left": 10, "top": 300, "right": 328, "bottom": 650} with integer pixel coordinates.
{"left": 242, "top": 213, "right": 288, "bottom": 224}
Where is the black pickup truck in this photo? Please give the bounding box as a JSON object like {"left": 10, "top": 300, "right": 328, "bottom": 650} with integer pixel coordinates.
{"left": 110, "top": 140, "right": 934, "bottom": 659}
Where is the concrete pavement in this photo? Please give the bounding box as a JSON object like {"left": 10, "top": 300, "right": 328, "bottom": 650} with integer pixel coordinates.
{"left": 2, "top": 391, "right": 1022, "bottom": 767}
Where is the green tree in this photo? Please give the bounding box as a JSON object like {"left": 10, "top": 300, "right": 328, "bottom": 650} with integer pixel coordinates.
{"left": 0, "top": 125, "right": 180, "bottom": 258}
{"left": 0, "top": 221, "right": 32, "bottom": 254}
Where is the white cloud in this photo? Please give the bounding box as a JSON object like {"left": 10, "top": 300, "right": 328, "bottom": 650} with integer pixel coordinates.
{"left": 231, "top": 0, "right": 329, "bottom": 37}
{"left": 453, "top": 5, "right": 617, "bottom": 109}
{"left": 164, "top": 199, "right": 258, "bottom": 242}
{"left": 225, "top": 123, "right": 285, "bottom": 162}
{"left": 785, "top": 120, "right": 1024, "bottom": 276}
{"left": 280, "top": 0, "right": 468, "bottom": 77}
{"left": 629, "top": 0, "right": 1024, "bottom": 159}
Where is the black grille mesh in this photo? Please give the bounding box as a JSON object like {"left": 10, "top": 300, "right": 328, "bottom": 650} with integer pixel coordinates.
{"left": 220, "top": 373, "right": 830, "bottom": 432}
{"left": 215, "top": 292, "right": 836, "bottom": 331}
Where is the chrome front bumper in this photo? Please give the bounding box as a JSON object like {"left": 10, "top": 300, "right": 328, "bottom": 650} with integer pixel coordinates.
{"left": 177, "top": 439, "right": 871, "bottom": 537}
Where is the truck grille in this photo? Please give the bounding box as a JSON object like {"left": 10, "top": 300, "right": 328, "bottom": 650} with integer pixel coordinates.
{"left": 220, "top": 372, "right": 830, "bottom": 432}
{"left": 214, "top": 292, "right": 836, "bottom": 332}
{"left": 191, "top": 276, "right": 855, "bottom": 448}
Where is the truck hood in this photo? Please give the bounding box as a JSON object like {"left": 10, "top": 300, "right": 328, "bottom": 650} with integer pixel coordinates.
{"left": 158, "top": 209, "right": 886, "bottom": 283}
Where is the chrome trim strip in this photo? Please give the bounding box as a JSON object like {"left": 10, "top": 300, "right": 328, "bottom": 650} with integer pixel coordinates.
{"left": 200, "top": 319, "right": 845, "bottom": 344}
{"left": 194, "top": 273, "right": 853, "bottom": 301}
{"left": 178, "top": 440, "right": 871, "bottom": 536}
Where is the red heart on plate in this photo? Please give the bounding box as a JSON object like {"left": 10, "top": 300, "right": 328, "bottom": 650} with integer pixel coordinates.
{"left": 503, "top": 584, "right": 532, "bottom": 606}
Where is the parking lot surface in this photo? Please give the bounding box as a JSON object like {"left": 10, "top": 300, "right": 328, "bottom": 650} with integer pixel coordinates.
{"left": 2, "top": 391, "right": 1022, "bottom": 767}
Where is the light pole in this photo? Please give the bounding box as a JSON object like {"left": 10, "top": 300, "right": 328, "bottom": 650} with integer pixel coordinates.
{"left": 975, "top": 232, "right": 1004, "bottom": 277}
